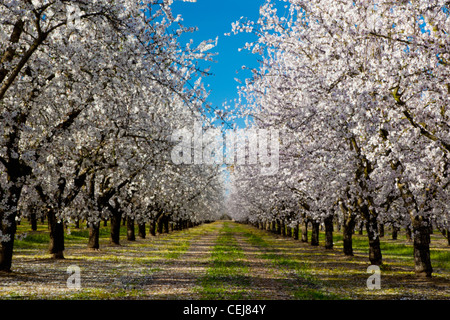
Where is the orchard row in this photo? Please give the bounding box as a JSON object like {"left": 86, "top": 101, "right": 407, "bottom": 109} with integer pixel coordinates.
{"left": 227, "top": 0, "right": 450, "bottom": 278}
{"left": 0, "top": 1, "right": 224, "bottom": 272}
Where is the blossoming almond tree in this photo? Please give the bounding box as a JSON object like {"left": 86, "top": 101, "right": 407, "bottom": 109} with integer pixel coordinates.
{"left": 229, "top": 0, "right": 449, "bottom": 277}
{"left": 0, "top": 0, "right": 219, "bottom": 271}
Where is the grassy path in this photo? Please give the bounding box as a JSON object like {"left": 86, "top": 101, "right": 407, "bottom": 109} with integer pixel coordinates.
{"left": 198, "top": 222, "right": 251, "bottom": 299}
{"left": 1, "top": 220, "right": 449, "bottom": 299}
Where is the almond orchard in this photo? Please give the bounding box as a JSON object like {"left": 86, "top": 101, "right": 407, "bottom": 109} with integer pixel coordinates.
{"left": 0, "top": 0, "right": 449, "bottom": 301}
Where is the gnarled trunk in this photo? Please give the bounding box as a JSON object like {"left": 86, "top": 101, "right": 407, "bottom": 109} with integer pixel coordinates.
{"left": 412, "top": 217, "right": 432, "bottom": 277}
{"left": 163, "top": 216, "right": 169, "bottom": 234}
{"left": 293, "top": 223, "right": 299, "bottom": 240}
{"left": 0, "top": 174, "right": 26, "bottom": 271}
{"left": 392, "top": 225, "right": 399, "bottom": 240}
{"left": 127, "top": 217, "right": 135, "bottom": 241}
{"left": 324, "top": 215, "right": 334, "bottom": 249}
{"left": 30, "top": 212, "right": 38, "bottom": 231}
{"left": 138, "top": 223, "right": 146, "bottom": 239}
{"left": 311, "top": 220, "right": 319, "bottom": 246}
{"left": 48, "top": 209, "right": 65, "bottom": 259}
{"left": 301, "top": 219, "right": 308, "bottom": 243}
{"left": 275, "top": 219, "right": 281, "bottom": 234}
{"left": 157, "top": 216, "right": 164, "bottom": 234}
{"left": 343, "top": 214, "right": 355, "bottom": 256}
{"left": 280, "top": 220, "right": 286, "bottom": 236}
{"left": 366, "top": 216, "right": 382, "bottom": 265}
{"left": 0, "top": 190, "right": 18, "bottom": 271}
{"left": 379, "top": 223, "right": 384, "bottom": 238}
{"left": 149, "top": 220, "right": 156, "bottom": 236}
{"left": 0, "top": 218, "right": 16, "bottom": 272}
{"left": 406, "top": 225, "right": 412, "bottom": 241}
{"left": 88, "top": 222, "right": 100, "bottom": 250}
{"left": 110, "top": 206, "right": 122, "bottom": 245}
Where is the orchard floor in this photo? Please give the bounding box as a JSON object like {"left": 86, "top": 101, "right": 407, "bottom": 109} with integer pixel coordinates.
{"left": 1, "top": 221, "right": 449, "bottom": 300}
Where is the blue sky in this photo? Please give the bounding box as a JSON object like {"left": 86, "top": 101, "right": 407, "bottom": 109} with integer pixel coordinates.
{"left": 171, "top": 0, "right": 266, "bottom": 128}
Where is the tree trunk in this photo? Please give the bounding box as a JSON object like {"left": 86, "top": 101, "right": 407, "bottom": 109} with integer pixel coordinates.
{"left": 358, "top": 221, "right": 364, "bottom": 235}
{"left": 275, "top": 220, "right": 281, "bottom": 234}
{"left": 0, "top": 218, "right": 16, "bottom": 272}
{"left": 447, "top": 229, "right": 450, "bottom": 246}
{"left": 88, "top": 222, "right": 100, "bottom": 250}
{"left": 406, "top": 225, "right": 412, "bottom": 241}
{"left": 149, "top": 220, "right": 156, "bottom": 236}
{"left": 293, "top": 223, "right": 299, "bottom": 240}
{"left": 280, "top": 220, "right": 286, "bottom": 236}
{"left": 301, "top": 219, "right": 308, "bottom": 243}
{"left": 311, "top": 220, "right": 319, "bottom": 246}
{"left": 127, "top": 217, "right": 135, "bottom": 241}
{"left": 110, "top": 207, "right": 122, "bottom": 246}
{"left": 343, "top": 214, "right": 355, "bottom": 256}
{"left": 29, "top": 212, "right": 37, "bottom": 231}
{"left": 138, "top": 223, "right": 146, "bottom": 239}
{"left": 0, "top": 178, "right": 25, "bottom": 272}
{"left": 394, "top": 173, "right": 433, "bottom": 277}
{"left": 379, "top": 223, "right": 384, "bottom": 238}
{"left": 157, "top": 217, "right": 163, "bottom": 234}
{"left": 392, "top": 225, "right": 399, "bottom": 240}
{"left": 163, "top": 216, "right": 169, "bottom": 234}
{"left": 412, "top": 217, "right": 433, "bottom": 277}
{"left": 365, "top": 215, "right": 382, "bottom": 265}
{"left": 324, "top": 215, "right": 334, "bottom": 249}
{"left": 48, "top": 209, "right": 65, "bottom": 259}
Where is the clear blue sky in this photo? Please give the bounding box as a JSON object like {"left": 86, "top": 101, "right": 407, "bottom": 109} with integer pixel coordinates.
{"left": 171, "top": 0, "right": 266, "bottom": 128}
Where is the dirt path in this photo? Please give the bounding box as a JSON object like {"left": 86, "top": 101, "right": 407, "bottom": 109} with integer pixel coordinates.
{"left": 233, "top": 233, "right": 297, "bottom": 299}
{"left": 144, "top": 222, "right": 222, "bottom": 299}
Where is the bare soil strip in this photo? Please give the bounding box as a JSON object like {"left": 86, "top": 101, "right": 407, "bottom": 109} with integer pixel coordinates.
{"left": 233, "top": 232, "right": 297, "bottom": 299}
{"left": 143, "top": 222, "right": 222, "bottom": 299}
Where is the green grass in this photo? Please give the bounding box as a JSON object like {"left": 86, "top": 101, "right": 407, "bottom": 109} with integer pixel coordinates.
{"left": 162, "top": 238, "right": 192, "bottom": 260}
{"left": 199, "top": 222, "right": 250, "bottom": 299}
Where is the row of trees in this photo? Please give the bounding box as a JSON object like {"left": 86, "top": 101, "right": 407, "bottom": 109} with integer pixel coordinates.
{"left": 227, "top": 0, "right": 450, "bottom": 277}
{"left": 0, "top": 1, "right": 224, "bottom": 272}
